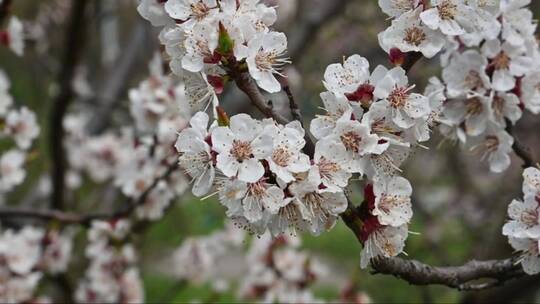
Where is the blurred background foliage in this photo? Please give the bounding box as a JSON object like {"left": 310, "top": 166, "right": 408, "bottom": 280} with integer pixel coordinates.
{"left": 2, "top": 0, "right": 540, "bottom": 302}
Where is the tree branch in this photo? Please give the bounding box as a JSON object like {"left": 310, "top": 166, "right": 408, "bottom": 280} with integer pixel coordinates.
{"left": 226, "top": 63, "right": 290, "bottom": 125}
{"left": 370, "top": 256, "right": 525, "bottom": 291}
{"left": 282, "top": 81, "right": 315, "bottom": 156}
{"left": 50, "top": 0, "right": 90, "bottom": 210}
{"left": 1, "top": 162, "right": 179, "bottom": 226}
{"left": 340, "top": 203, "right": 527, "bottom": 291}
{"left": 505, "top": 120, "right": 535, "bottom": 168}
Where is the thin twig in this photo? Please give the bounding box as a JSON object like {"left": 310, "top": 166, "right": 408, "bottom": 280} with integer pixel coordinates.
{"left": 340, "top": 204, "right": 526, "bottom": 291}
{"left": 0, "top": 162, "right": 179, "bottom": 226}
{"left": 505, "top": 120, "right": 535, "bottom": 168}
{"left": 226, "top": 62, "right": 290, "bottom": 125}
{"left": 50, "top": 0, "right": 90, "bottom": 210}
{"left": 282, "top": 81, "right": 315, "bottom": 156}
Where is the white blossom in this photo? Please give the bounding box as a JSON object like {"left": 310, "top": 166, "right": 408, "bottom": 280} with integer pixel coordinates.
{"left": 246, "top": 31, "right": 289, "bottom": 93}
{"left": 4, "top": 106, "right": 40, "bottom": 150}
{"left": 176, "top": 112, "right": 216, "bottom": 196}
{"left": 266, "top": 121, "right": 310, "bottom": 183}
{"left": 379, "top": 7, "right": 445, "bottom": 58}
{"left": 372, "top": 176, "right": 413, "bottom": 227}
{"left": 508, "top": 237, "right": 540, "bottom": 275}
{"left": 502, "top": 196, "right": 540, "bottom": 239}
{"left": 0, "top": 149, "right": 26, "bottom": 192}
{"left": 212, "top": 113, "right": 273, "bottom": 183}
{"left": 420, "top": 0, "right": 479, "bottom": 36}
{"left": 481, "top": 39, "right": 531, "bottom": 91}
{"left": 360, "top": 224, "right": 408, "bottom": 268}
{"left": 373, "top": 67, "right": 431, "bottom": 129}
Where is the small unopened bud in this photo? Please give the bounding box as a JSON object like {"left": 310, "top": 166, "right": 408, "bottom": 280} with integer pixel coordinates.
{"left": 207, "top": 75, "right": 225, "bottom": 95}
{"left": 217, "top": 22, "right": 234, "bottom": 56}
{"left": 345, "top": 83, "right": 375, "bottom": 108}
{"left": 389, "top": 48, "right": 406, "bottom": 66}
{"left": 216, "top": 106, "right": 230, "bottom": 126}
{"left": 0, "top": 31, "right": 9, "bottom": 46}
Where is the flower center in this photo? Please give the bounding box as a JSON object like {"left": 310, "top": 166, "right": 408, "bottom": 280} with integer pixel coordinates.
{"left": 317, "top": 157, "right": 340, "bottom": 178}
{"left": 393, "top": 0, "right": 416, "bottom": 11}
{"left": 255, "top": 51, "right": 277, "bottom": 71}
{"left": 403, "top": 27, "right": 426, "bottom": 46}
{"left": 11, "top": 121, "right": 27, "bottom": 134}
{"left": 195, "top": 39, "right": 213, "bottom": 58}
{"left": 135, "top": 179, "right": 147, "bottom": 192}
{"left": 230, "top": 140, "right": 253, "bottom": 161}
{"left": 438, "top": 0, "right": 457, "bottom": 20}
{"left": 303, "top": 192, "right": 330, "bottom": 222}
{"left": 378, "top": 194, "right": 408, "bottom": 214}
{"left": 466, "top": 97, "right": 483, "bottom": 116}
{"left": 271, "top": 147, "right": 291, "bottom": 167}
{"left": 492, "top": 51, "right": 511, "bottom": 70}
{"left": 492, "top": 96, "right": 505, "bottom": 119}
{"left": 0, "top": 163, "right": 12, "bottom": 176}
{"left": 484, "top": 135, "right": 499, "bottom": 153}
{"left": 190, "top": 2, "right": 210, "bottom": 21}
{"left": 464, "top": 70, "right": 483, "bottom": 90}
{"left": 388, "top": 86, "right": 410, "bottom": 109}
{"left": 248, "top": 181, "right": 266, "bottom": 199}
{"left": 382, "top": 240, "right": 397, "bottom": 256}
{"left": 521, "top": 209, "right": 539, "bottom": 227}
{"left": 340, "top": 131, "right": 362, "bottom": 153}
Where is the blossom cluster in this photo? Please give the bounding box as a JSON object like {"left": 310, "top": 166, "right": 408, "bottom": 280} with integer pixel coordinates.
{"left": 64, "top": 55, "right": 189, "bottom": 221}
{"left": 314, "top": 54, "right": 435, "bottom": 267}
{"left": 170, "top": 223, "right": 369, "bottom": 303}
{"left": 378, "top": 0, "right": 501, "bottom": 59}
{"left": 75, "top": 220, "right": 144, "bottom": 303}
{"left": 379, "top": 0, "right": 540, "bottom": 173}
{"left": 238, "top": 233, "right": 326, "bottom": 303}
{"left": 0, "top": 226, "right": 72, "bottom": 303}
{"left": 502, "top": 167, "right": 540, "bottom": 275}
{"left": 138, "top": 0, "right": 289, "bottom": 95}
{"left": 0, "top": 69, "right": 39, "bottom": 200}
{"left": 0, "top": 16, "right": 24, "bottom": 56}
{"left": 175, "top": 111, "right": 348, "bottom": 237}
{"left": 171, "top": 220, "right": 244, "bottom": 291}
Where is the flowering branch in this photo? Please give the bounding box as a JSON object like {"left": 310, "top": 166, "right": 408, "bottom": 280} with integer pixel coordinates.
{"left": 50, "top": 0, "right": 90, "bottom": 210}
{"left": 340, "top": 203, "right": 526, "bottom": 290}
{"left": 0, "top": 162, "right": 179, "bottom": 225}
{"left": 370, "top": 256, "right": 525, "bottom": 291}
{"left": 226, "top": 63, "right": 289, "bottom": 125}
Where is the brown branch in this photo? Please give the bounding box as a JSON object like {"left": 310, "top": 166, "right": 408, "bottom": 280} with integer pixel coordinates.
{"left": 340, "top": 203, "right": 526, "bottom": 291}
{"left": 1, "top": 162, "right": 179, "bottom": 226}
{"left": 50, "top": 0, "right": 90, "bottom": 210}
{"left": 401, "top": 51, "right": 423, "bottom": 73}
{"left": 505, "top": 120, "right": 535, "bottom": 168}
{"left": 282, "top": 81, "right": 315, "bottom": 156}
{"left": 226, "top": 63, "right": 290, "bottom": 125}
{"left": 371, "top": 256, "right": 525, "bottom": 291}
